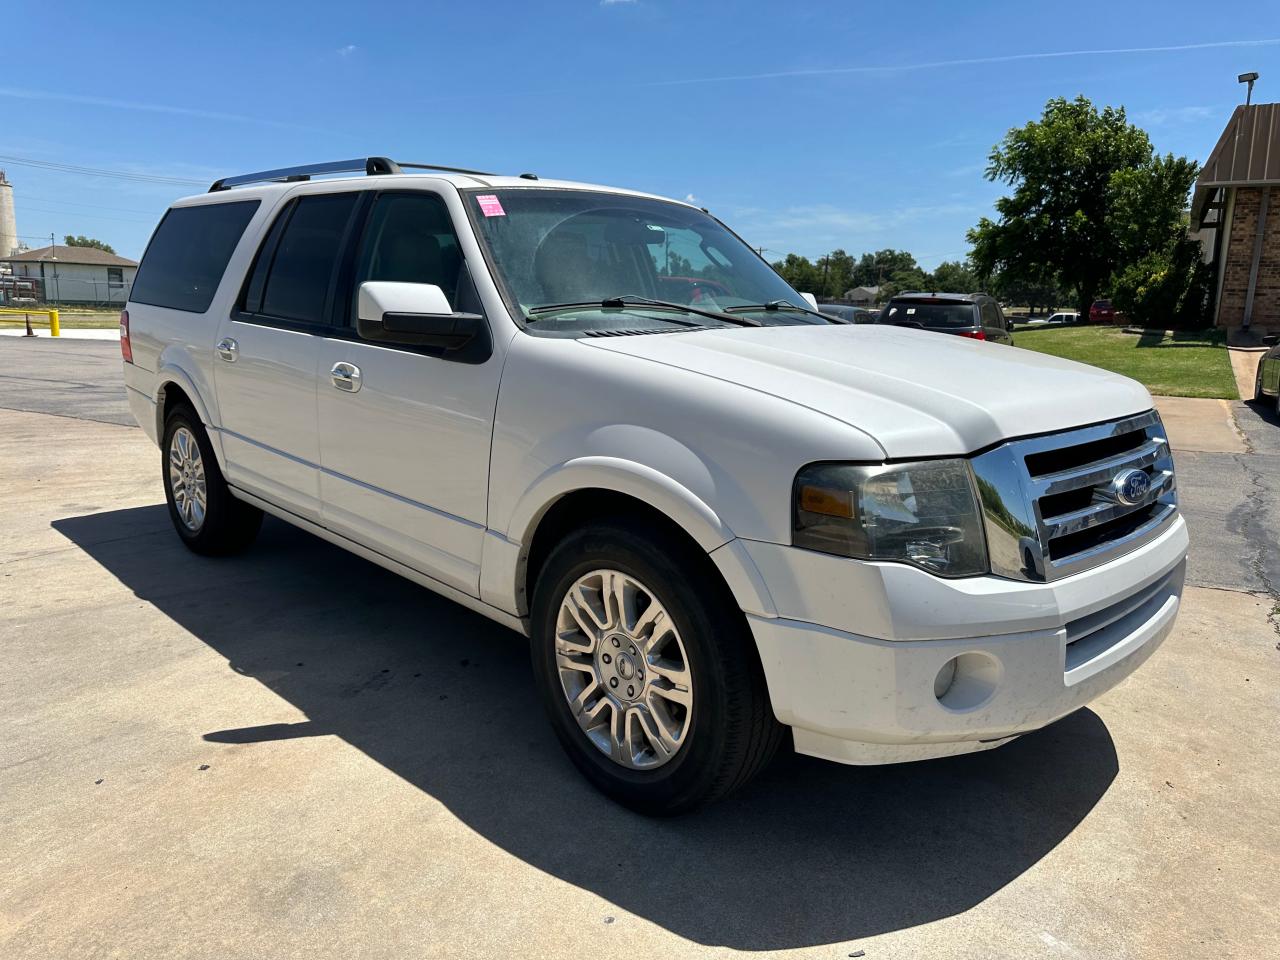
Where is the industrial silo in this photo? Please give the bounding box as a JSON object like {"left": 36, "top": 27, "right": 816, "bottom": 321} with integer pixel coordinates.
{"left": 0, "top": 170, "right": 17, "bottom": 258}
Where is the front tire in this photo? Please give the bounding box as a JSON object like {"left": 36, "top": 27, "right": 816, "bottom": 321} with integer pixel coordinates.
{"left": 161, "top": 405, "right": 262, "bottom": 555}
{"left": 530, "top": 520, "right": 783, "bottom": 815}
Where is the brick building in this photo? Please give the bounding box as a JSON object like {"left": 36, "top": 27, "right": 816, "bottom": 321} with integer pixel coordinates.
{"left": 1192, "top": 102, "right": 1280, "bottom": 342}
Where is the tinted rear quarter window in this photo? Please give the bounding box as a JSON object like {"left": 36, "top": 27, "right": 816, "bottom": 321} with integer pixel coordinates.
{"left": 130, "top": 201, "right": 260, "bottom": 313}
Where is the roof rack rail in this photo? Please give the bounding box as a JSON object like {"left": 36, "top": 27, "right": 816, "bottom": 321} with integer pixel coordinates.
{"left": 208, "top": 157, "right": 498, "bottom": 192}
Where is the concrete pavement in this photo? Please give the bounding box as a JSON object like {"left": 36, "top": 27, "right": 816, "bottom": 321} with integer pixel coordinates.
{"left": 2, "top": 341, "right": 1279, "bottom": 958}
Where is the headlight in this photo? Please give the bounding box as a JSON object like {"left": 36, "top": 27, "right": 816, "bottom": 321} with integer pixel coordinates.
{"left": 793, "top": 459, "right": 989, "bottom": 577}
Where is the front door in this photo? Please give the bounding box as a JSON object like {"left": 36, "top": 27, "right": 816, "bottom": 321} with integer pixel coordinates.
{"left": 316, "top": 190, "right": 502, "bottom": 596}
{"left": 213, "top": 191, "right": 362, "bottom": 522}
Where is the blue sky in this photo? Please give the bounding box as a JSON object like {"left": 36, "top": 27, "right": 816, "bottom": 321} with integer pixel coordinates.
{"left": 3, "top": 0, "right": 1278, "bottom": 267}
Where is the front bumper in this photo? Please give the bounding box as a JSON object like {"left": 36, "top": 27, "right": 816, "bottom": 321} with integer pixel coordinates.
{"left": 740, "top": 515, "right": 1188, "bottom": 764}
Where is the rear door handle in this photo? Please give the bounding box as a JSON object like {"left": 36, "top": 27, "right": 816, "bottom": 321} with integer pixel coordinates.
{"left": 330, "top": 361, "right": 362, "bottom": 393}
{"left": 216, "top": 337, "right": 238, "bottom": 362}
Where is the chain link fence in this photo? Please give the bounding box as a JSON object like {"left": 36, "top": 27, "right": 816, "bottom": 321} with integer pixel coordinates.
{"left": 0, "top": 273, "right": 132, "bottom": 308}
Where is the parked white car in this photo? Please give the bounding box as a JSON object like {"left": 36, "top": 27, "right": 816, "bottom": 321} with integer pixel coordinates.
{"left": 1026, "top": 311, "right": 1080, "bottom": 326}
{"left": 121, "top": 158, "right": 1187, "bottom": 814}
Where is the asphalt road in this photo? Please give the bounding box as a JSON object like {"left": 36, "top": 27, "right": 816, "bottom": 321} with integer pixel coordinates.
{"left": 4, "top": 337, "right": 1278, "bottom": 596}
{"left": 0, "top": 337, "right": 132, "bottom": 426}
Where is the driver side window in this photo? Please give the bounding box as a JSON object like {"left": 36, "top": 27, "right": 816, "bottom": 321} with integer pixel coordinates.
{"left": 351, "top": 193, "right": 464, "bottom": 317}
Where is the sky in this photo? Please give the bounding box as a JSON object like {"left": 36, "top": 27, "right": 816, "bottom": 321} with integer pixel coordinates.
{"left": 2, "top": 0, "right": 1279, "bottom": 269}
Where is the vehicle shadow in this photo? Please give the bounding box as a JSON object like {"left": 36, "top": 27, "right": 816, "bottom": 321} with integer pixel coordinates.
{"left": 1136, "top": 328, "right": 1226, "bottom": 348}
{"left": 1243, "top": 396, "right": 1280, "bottom": 425}
{"left": 53, "top": 505, "right": 1119, "bottom": 951}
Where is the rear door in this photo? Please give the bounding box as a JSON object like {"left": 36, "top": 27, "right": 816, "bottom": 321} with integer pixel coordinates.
{"left": 213, "top": 190, "right": 363, "bottom": 522}
{"left": 314, "top": 188, "right": 501, "bottom": 595}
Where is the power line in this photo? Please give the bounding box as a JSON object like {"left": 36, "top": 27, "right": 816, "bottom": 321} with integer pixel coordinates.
{"left": 18, "top": 203, "right": 155, "bottom": 224}
{"left": 0, "top": 154, "right": 204, "bottom": 186}
{"left": 19, "top": 193, "right": 162, "bottom": 215}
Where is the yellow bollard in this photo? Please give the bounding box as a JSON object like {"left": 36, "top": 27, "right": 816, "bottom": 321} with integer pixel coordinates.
{"left": 49, "top": 310, "right": 60, "bottom": 337}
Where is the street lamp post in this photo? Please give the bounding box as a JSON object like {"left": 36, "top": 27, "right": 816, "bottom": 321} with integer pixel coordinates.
{"left": 1239, "top": 71, "right": 1259, "bottom": 106}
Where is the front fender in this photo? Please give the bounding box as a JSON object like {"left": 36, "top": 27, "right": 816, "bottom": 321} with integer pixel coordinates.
{"left": 510, "top": 454, "right": 732, "bottom": 554}
{"left": 480, "top": 450, "right": 777, "bottom": 623}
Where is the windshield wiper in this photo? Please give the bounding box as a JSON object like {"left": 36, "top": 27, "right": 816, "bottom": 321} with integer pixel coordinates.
{"left": 527, "top": 295, "right": 763, "bottom": 327}
{"left": 725, "top": 299, "right": 835, "bottom": 323}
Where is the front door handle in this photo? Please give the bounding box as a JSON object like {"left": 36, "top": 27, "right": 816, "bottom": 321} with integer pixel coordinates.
{"left": 330, "top": 361, "right": 362, "bottom": 393}
{"left": 216, "top": 337, "right": 238, "bottom": 362}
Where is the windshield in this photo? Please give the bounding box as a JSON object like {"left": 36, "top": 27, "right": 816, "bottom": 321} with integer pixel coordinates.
{"left": 467, "top": 189, "right": 826, "bottom": 333}
{"left": 878, "top": 300, "right": 976, "bottom": 329}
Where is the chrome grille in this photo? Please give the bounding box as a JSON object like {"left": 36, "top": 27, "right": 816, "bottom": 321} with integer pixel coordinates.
{"left": 971, "top": 411, "right": 1178, "bottom": 582}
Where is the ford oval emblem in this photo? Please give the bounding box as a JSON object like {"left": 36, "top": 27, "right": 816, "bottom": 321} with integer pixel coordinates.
{"left": 1112, "top": 468, "right": 1151, "bottom": 506}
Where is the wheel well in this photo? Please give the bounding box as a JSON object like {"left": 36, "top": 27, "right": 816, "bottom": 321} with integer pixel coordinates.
{"left": 522, "top": 489, "right": 726, "bottom": 616}
{"left": 158, "top": 382, "right": 193, "bottom": 431}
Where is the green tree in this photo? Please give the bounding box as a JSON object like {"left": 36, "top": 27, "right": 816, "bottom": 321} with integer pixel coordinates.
{"left": 851, "top": 249, "right": 919, "bottom": 288}
{"left": 818, "top": 249, "right": 857, "bottom": 299}
{"left": 1106, "top": 152, "right": 1207, "bottom": 327}
{"left": 64, "top": 235, "right": 116, "bottom": 254}
{"left": 967, "top": 96, "right": 1185, "bottom": 318}
{"left": 876, "top": 266, "right": 930, "bottom": 303}
{"left": 928, "top": 260, "right": 979, "bottom": 293}
{"left": 771, "top": 253, "right": 823, "bottom": 293}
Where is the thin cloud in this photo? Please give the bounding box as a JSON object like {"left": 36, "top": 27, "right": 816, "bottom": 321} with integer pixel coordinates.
{"left": 732, "top": 201, "right": 987, "bottom": 255}
{"left": 1134, "top": 105, "right": 1215, "bottom": 126}
{"left": 632, "top": 38, "right": 1280, "bottom": 89}
{"left": 0, "top": 86, "right": 313, "bottom": 130}
{"left": 685, "top": 193, "right": 698, "bottom": 203}
{"left": 600, "top": 0, "right": 637, "bottom": 5}
{"left": 337, "top": 44, "right": 358, "bottom": 57}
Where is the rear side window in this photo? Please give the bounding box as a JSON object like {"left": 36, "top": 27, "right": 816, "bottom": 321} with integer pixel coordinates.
{"left": 252, "top": 193, "right": 360, "bottom": 324}
{"left": 130, "top": 201, "right": 260, "bottom": 313}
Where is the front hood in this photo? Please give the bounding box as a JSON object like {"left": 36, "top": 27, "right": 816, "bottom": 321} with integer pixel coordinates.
{"left": 581, "top": 325, "right": 1152, "bottom": 458}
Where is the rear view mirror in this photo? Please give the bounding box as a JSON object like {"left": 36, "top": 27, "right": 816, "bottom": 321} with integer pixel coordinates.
{"left": 604, "top": 219, "right": 666, "bottom": 246}
{"left": 357, "top": 281, "right": 484, "bottom": 351}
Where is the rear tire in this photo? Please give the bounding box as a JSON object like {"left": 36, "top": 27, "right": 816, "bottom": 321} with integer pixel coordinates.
{"left": 161, "top": 405, "right": 262, "bottom": 556}
{"left": 530, "top": 519, "right": 784, "bottom": 815}
{"left": 1255, "top": 362, "right": 1266, "bottom": 403}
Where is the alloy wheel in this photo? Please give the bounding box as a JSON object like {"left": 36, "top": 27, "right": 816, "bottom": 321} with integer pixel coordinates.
{"left": 168, "top": 426, "right": 207, "bottom": 532}
{"left": 554, "top": 569, "right": 694, "bottom": 769}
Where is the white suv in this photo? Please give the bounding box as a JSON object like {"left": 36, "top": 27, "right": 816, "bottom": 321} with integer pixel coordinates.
{"left": 121, "top": 158, "right": 1187, "bottom": 814}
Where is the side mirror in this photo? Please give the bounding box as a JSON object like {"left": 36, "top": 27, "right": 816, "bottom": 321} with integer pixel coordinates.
{"left": 800, "top": 292, "right": 819, "bottom": 311}
{"left": 356, "top": 281, "right": 484, "bottom": 350}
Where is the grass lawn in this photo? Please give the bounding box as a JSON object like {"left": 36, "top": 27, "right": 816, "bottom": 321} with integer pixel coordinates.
{"left": 1013, "top": 326, "right": 1238, "bottom": 399}
{"left": 0, "top": 309, "right": 120, "bottom": 330}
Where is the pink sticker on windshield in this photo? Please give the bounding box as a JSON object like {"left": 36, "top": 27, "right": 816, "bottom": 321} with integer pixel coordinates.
{"left": 477, "top": 194, "right": 505, "bottom": 217}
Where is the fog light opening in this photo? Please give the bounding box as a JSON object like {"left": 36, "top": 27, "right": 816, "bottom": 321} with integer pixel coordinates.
{"left": 933, "top": 658, "right": 958, "bottom": 699}
{"left": 935, "top": 652, "right": 1002, "bottom": 712}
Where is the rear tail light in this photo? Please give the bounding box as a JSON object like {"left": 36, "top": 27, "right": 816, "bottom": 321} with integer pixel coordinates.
{"left": 120, "top": 310, "right": 133, "bottom": 363}
{"left": 957, "top": 330, "right": 986, "bottom": 340}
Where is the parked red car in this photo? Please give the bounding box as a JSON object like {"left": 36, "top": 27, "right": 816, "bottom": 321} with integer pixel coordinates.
{"left": 1089, "top": 299, "right": 1117, "bottom": 323}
